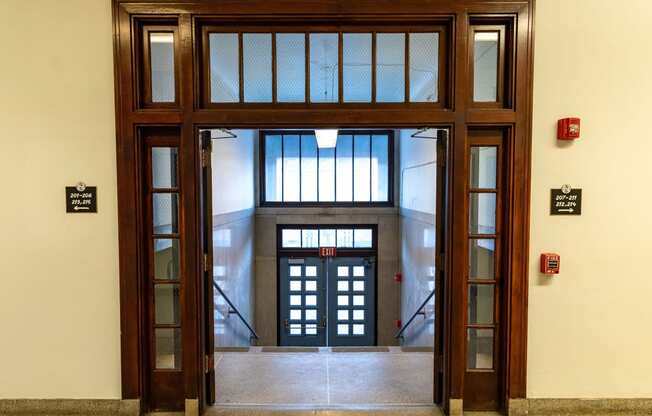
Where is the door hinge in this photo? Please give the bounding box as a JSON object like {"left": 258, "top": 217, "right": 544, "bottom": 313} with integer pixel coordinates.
{"left": 203, "top": 253, "right": 211, "bottom": 273}
{"left": 204, "top": 354, "right": 214, "bottom": 374}
{"left": 201, "top": 148, "right": 211, "bottom": 168}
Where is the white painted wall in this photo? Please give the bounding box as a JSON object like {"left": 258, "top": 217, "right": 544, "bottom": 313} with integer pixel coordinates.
{"left": 399, "top": 129, "right": 437, "bottom": 214}
{"left": 211, "top": 129, "right": 256, "bottom": 215}
{"left": 1, "top": 0, "right": 652, "bottom": 401}
{"left": 528, "top": 0, "right": 652, "bottom": 398}
{"left": 0, "top": 0, "right": 120, "bottom": 399}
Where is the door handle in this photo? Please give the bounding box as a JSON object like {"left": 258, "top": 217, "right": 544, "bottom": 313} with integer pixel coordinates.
{"left": 320, "top": 317, "right": 327, "bottom": 328}
{"left": 284, "top": 319, "right": 289, "bottom": 329}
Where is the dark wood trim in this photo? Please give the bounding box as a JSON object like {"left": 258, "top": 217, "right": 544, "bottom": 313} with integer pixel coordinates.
{"left": 113, "top": 1, "right": 535, "bottom": 414}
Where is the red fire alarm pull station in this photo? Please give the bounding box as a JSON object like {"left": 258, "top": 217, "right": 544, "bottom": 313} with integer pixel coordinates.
{"left": 540, "top": 253, "right": 561, "bottom": 275}
{"left": 557, "top": 118, "right": 581, "bottom": 140}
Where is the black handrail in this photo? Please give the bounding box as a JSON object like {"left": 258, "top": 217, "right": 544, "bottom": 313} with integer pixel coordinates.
{"left": 213, "top": 281, "right": 259, "bottom": 340}
{"left": 395, "top": 289, "right": 435, "bottom": 339}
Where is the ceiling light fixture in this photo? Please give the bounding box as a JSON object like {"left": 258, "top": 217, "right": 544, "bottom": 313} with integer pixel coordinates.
{"left": 315, "top": 129, "right": 338, "bottom": 148}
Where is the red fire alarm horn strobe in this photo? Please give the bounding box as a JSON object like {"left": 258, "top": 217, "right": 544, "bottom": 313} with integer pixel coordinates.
{"left": 557, "top": 118, "right": 581, "bottom": 140}
{"left": 540, "top": 253, "right": 560, "bottom": 275}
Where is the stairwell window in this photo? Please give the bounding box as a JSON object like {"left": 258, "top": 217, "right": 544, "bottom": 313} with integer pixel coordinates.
{"left": 260, "top": 130, "right": 393, "bottom": 206}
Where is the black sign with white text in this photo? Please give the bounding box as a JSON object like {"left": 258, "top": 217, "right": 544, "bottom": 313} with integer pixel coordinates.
{"left": 550, "top": 188, "right": 582, "bottom": 215}
{"left": 66, "top": 186, "right": 97, "bottom": 213}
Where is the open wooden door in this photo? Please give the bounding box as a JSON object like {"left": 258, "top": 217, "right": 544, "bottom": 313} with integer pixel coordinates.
{"left": 199, "top": 130, "right": 216, "bottom": 406}
{"left": 433, "top": 129, "right": 449, "bottom": 406}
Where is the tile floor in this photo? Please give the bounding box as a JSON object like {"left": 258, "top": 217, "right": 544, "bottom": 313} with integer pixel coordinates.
{"left": 214, "top": 347, "right": 434, "bottom": 406}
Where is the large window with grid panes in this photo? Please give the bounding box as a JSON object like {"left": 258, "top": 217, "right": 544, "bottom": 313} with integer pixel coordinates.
{"left": 260, "top": 130, "right": 393, "bottom": 206}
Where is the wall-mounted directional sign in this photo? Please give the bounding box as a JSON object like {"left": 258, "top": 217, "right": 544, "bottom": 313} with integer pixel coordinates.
{"left": 66, "top": 183, "right": 97, "bottom": 213}
{"left": 550, "top": 184, "right": 581, "bottom": 216}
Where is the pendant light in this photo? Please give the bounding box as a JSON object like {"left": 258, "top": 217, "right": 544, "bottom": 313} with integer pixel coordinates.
{"left": 315, "top": 129, "right": 338, "bottom": 148}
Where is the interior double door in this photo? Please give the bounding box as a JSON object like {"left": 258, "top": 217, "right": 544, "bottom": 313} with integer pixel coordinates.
{"left": 279, "top": 256, "right": 376, "bottom": 347}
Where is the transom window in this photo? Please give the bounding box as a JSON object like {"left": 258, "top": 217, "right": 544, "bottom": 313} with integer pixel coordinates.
{"left": 281, "top": 227, "right": 374, "bottom": 249}
{"left": 205, "top": 28, "right": 442, "bottom": 104}
{"left": 261, "top": 130, "right": 393, "bottom": 206}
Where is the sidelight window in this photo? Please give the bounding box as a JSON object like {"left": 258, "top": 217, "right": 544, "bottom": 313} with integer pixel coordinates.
{"left": 466, "top": 141, "right": 500, "bottom": 371}
{"left": 261, "top": 130, "right": 392, "bottom": 206}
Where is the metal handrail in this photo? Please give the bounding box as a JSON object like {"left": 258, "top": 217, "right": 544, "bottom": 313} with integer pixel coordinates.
{"left": 213, "top": 281, "right": 259, "bottom": 340}
{"left": 395, "top": 289, "right": 435, "bottom": 339}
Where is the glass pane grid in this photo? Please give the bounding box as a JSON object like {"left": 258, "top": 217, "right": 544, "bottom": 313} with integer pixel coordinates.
{"left": 208, "top": 30, "right": 441, "bottom": 107}
{"left": 466, "top": 142, "right": 499, "bottom": 372}
{"left": 263, "top": 132, "right": 389, "bottom": 205}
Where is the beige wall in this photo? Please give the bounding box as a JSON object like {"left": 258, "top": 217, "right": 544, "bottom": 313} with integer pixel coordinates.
{"left": 1, "top": 0, "right": 652, "bottom": 402}
{"left": 528, "top": 0, "right": 652, "bottom": 398}
{"left": 0, "top": 0, "right": 120, "bottom": 399}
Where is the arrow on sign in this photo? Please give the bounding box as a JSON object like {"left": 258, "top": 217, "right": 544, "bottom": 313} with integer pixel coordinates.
{"left": 558, "top": 208, "right": 574, "bottom": 213}
{"left": 74, "top": 206, "right": 90, "bottom": 211}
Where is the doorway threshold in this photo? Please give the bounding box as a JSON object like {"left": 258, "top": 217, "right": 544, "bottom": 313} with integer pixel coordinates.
{"left": 205, "top": 404, "right": 443, "bottom": 416}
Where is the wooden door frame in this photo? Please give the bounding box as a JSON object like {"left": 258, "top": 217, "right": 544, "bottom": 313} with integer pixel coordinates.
{"left": 112, "top": 0, "right": 534, "bottom": 413}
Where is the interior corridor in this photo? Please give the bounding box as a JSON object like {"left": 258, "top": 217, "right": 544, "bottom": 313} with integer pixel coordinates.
{"left": 214, "top": 348, "right": 434, "bottom": 406}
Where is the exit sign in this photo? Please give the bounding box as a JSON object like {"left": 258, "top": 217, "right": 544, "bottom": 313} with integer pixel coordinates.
{"left": 319, "top": 247, "right": 337, "bottom": 257}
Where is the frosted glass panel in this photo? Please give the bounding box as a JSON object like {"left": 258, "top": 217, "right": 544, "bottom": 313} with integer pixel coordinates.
{"left": 319, "top": 229, "right": 336, "bottom": 247}
{"left": 282, "top": 229, "right": 301, "bottom": 248}
{"left": 155, "top": 328, "right": 181, "bottom": 369}
{"left": 302, "top": 229, "right": 319, "bottom": 248}
{"left": 470, "top": 146, "right": 497, "bottom": 189}
{"left": 468, "top": 284, "right": 495, "bottom": 325}
{"left": 264, "top": 135, "right": 283, "bottom": 201}
{"left": 371, "top": 135, "right": 389, "bottom": 202}
{"left": 276, "top": 33, "right": 305, "bottom": 102}
{"left": 149, "top": 32, "right": 175, "bottom": 103}
{"left": 153, "top": 193, "right": 178, "bottom": 234}
{"left": 305, "top": 310, "right": 317, "bottom": 321}
{"left": 154, "top": 239, "right": 179, "bottom": 280}
{"left": 343, "top": 33, "right": 372, "bottom": 102}
{"left": 318, "top": 147, "right": 335, "bottom": 202}
{"left": 155, "top": 284, "right": 180, "bottom": 325}
{"left": 282, "top": 135, "right": 300, "bottom": 201}
{"left": 354, "top": 135, "right": 371, "bottom": 201}
{"left": 473, "top": 31, "right": 499, "bottom": 102}
{"left": 301, "top": 135, "right": 318, "bottom": 201}
{"left": 243, "top": 33, "right": 272, "bottom": 102}
{"left": 409, "top": 33, "right": 439, "bottom": 102}
{"left": 469, "top": 193, "right": 496, "bottom": 235}
{"left": 469, "top": 239, "right": 495, "bottom": 280}
{"left": 354, "top": 229, "right": 373, "bottom": 248}
{"left": 336, "top": 135, "right": 353, "bottom": 201}
{"left": 151, "top": 147, "right": 178, "bottom": 189}
{"left": 209, "top": 33, "right": 239, "bottom": 103}
{"left": 310, "top": 33, "right": 339, "bottom": 102}
{"left": 376, "top": 33, "right": 405, "bottom": 102}
{"left": 467, "top": 328, "right": 494, "bottom": 369}
{"left": 336, "top": 229, "right": 354, "bottom": 248}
